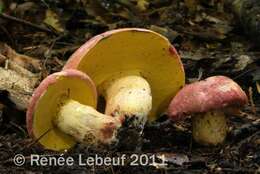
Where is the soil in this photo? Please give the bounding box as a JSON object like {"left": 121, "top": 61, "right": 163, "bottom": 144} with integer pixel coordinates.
{"left": 0, "top": 0, "right": 259, "bottom": 173}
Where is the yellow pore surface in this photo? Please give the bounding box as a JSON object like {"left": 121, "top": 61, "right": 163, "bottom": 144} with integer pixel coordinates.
{"left": 77, "top": 30, "right": 185, "bottom": 121}
{"left": 33, "top": 75, "right": 96, "bottom": 151}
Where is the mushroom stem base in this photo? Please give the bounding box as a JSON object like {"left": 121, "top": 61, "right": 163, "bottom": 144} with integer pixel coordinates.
{"left": 192, "top": 110, "right": 227, "bottom": 146}
{"left": 104, "top": 75, "right": 152, "bottom": 127}
{"left": 55, "top": 100, "right": 121, "bottom": 146}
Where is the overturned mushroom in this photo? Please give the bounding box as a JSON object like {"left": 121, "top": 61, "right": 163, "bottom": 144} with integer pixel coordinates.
{"left": 27, "top": 69, "right": 128, "bottom": 151}
{"left": 168, "top": 76, "right": 248, "bottom": 145}
{"left": 64, "top": 28, "right": 185, "bottom": 124}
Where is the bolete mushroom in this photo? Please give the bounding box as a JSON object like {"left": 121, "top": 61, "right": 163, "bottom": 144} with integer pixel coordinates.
{"left": 167, "top": 76, "right": 248, "bottom": 145}
{"left": 27, "top": 69, "right": 125, "bottom": 151}
{"left": 63, "top": 28, "right": 185, "bottom": 123}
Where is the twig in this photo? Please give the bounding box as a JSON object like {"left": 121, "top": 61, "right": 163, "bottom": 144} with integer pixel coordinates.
{"left": 249, "top": 87, "right": 256, "bottom": 114}
{"left": 9, "top": 121, "right": 27, "bottom": 136}
{"left": 231, "top": 121, "right": 260, "bottom": 145}
{"left": 25, "top": 128, "right": 53, "bottom": 149}
{"left": 233, "top": 68, "right": 256, "bottom": 80}
{"left": 0, "top": 13, "right": 55, "bottom": 34}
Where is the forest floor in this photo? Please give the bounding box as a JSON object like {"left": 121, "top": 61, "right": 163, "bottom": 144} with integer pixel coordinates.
{"left": 0, "top": 0, "right": 259, "bottom": 173}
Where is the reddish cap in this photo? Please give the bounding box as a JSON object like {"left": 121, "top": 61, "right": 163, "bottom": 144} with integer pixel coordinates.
{"left": 168, "top": 76, "right": 248, "bottom": 120}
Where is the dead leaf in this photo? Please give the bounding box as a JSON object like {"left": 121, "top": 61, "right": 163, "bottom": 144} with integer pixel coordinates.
{"left": 44, "top": 9, "right": 64, "bottom": 33}
{"left": 252, "top": 69, "right": 260, "bottom": 82}
{"left": 157, "top": 153, "right": 189, "bottom": 166}
{"left": 0, "top": 66, "right": 39, "bottom": 110}
{"left": 0, "top": 44, "right": 41, "bottom": 110}
{"left": 256, "top": 82, "right": 260, "bottom": 94}
{"left": 234, "top": 55, "right": 253, "bottom": 72}
{"left": 150, "top": 25, "right": 179, "bottom": 42}
{"left": 0, "top": 43, "right": 42, "bottom": 72}
{"left": 136, "top": 0, "right": 149, "bottom": 11}
{"left": 180, "top": 49, "right": 214, "bottom": 61}
{"left": 249, "top": 86, "right": 256, "bottom": 114}
{"left": 184, "top": 0, "right": 198, "bottom": 12}
{"left": 14, "top": 2, "right": 36, "bottom": 16}
{"left": 82, "top": 0, "right": 115, "bottom": 23}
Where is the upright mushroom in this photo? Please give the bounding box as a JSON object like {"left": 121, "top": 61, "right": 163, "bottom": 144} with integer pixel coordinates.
{"left": 63, "top": 28, "right": 185, "bottom": 124}
{"left": 27, "top": 69, "right": 124, "bottom": 151}
{"left": 168, "top": 76, "right": 248, "bottom": 145}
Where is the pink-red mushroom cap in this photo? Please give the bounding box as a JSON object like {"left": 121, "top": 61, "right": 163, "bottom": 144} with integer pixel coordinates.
{"left": 168, "top": 76, "right": 248, "bottom": 121}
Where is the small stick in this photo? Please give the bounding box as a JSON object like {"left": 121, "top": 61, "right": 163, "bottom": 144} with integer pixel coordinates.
{"left": 25, "top": 128, "right": 53, "bottom": 149}
{"left": 231, "top": 119, "right": 260, "bottom": 142}
{"left": 248, "top": 87, "right": 256, "bottom": 114}
{"left": 0, "top": 13, "right": 55, "bottom": 34}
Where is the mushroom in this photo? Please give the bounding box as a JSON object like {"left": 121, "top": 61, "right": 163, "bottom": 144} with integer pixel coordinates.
{"left": 167, "top": 76, "right": 248, "bottom": 145}
{"left": 27, "top": 69, "right": 124, "bottom": 151}
{"left": 63, "top": 28, "right": 185, "bottom": 124}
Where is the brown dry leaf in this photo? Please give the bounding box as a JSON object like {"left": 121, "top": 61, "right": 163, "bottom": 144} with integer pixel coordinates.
{"left": 256, "top": 82, "right": 260, "bottom": 94}
{"left": 44, "top": 9, "right": 64, "bottom": 33}
{"left": 150, "top": 25, "right": 179, "bottom": 42}
{"left": 0, "top": 44, "right": 42, "bottom": 110}
{"left": 156, "top": 153, "right": 189, "bottom": 166}
{"left": 136, "top": 0, "right": 149, "bottom": 11}
{"left": 0, "top": 43, "right": 42, "bottom": 72}
{"left": 0, "top": 67, "right": 37, "bottom": 110}
{"left": 82, "top": 0, "right": 114, "bottom": 23}
{"left": 184, "top": 0, "right": 198, "bottom": 12}
{"left": 234, "top": 55, "right": 253, "bottom": 72}
{"left": 14, "top": 2, "right": 37, "bottom": 16}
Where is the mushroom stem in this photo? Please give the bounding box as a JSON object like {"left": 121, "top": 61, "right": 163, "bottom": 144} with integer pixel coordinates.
{"left": 104, "top": 75, "right": 152, "bottom": 126}
{"left": 55, "top": 100, "right": 122, "bottom": 146}
{"left": 192, "top": 110, "right": 227, "bottom": 145}
{"left": 54, "top": 76, "right": 152, "bottom": 148}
